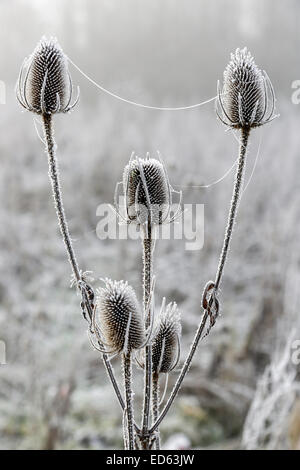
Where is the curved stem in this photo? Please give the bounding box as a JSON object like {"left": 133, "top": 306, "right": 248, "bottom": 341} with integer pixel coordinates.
{"left": 42, "top": 114, "right": 129, "bottom": 426}
{"left": 123, "top": 353, "right": 134, "bottom": 450}
{"left": 149, "top": 310, "right": 208, "bottom": 433}
{"left": 103, "top": 353, "right": 125, "bottom": 409}
{"left": 152, "top": 372, "right": 160, "bottom": 449}
{"left": 150, "top": 127, "right": 250, "bottom": 434}
{"left": 214, "top": 127, "right": 250, "bottom": 290}
{"left": 42, "top": 114, "right": 81, "bottom": 281}
{"left": 141, "top": 225, "right": 154, "bottom": 448}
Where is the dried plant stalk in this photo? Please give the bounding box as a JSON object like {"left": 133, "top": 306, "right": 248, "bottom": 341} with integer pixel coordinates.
{"left": 152, "top": 372, "right": 160, "bottom": 449}
{"left": 123, "top": 353, "right": 134, "bottom": 450}
{"left": 215, "top": 127, "right": 249, "bottom": 290}
{"left": 141, "top": 228, "right": 154, "bottom": 449}
{"left": 42, "top": 114, "right": 81, "bottom": 281}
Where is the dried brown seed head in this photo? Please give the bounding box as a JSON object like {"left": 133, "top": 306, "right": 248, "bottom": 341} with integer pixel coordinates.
{"left": 151, "top": 301, "right": 181, "bottom": 374}
{"left": 122, "top": 155, "right": 170, "bottom": 226}
{"left": 16, "top": 36, "right": 79, "bottom": 115}
{"left": 96, "top": 279, "right": 145, "bottom": 355}
{"left": 217, "top": 47, "right": 277, "bottom": 129}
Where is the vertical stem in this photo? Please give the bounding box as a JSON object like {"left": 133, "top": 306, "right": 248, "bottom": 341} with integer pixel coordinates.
{"left": 143, "top": 231, "right": 153, "bottom": 324}
{"left": 152, "top": 372, "right": 160, "bottom": 449}
{"left": 150, "top": 127, "right": 250, "bottom": 434}
{"left": 214, "top": 127, "right": 250, "bottom": 290}
{"left": 42, "top": 114, "right": 81, "bottom": 282}
{"left": 141, "top": 225, "right": 153, "bottom": 448}
{"left": 123, "top": 353, "right": 134, "bottom": 450}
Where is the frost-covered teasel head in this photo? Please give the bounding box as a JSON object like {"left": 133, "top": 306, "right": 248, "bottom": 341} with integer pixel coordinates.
{"left": 115, "top": 152, "right": 182, "bottom": 229}
{"left": 151, "top": 300, "right": 181, "bottom": 374}
{"left": 216, "top": 47, "right": 277, "bottom": 129}
{"left": 16, "top": 36, "right": 79, "bottom": 115}
{"left": 122, "top": 153, "right": 171, "bottom": 227}
{"left": 95, "top": 279, "right": 145, "bottom": 355}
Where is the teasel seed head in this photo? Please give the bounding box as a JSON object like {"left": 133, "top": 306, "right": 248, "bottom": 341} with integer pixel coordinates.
{"left": 151, "top": 300, "right": 181, "bottom": 374}
{"left": 216, "top": 47, "right": 277, "bottom": 129}
{"left": 121, "top": 153, "right": 172, "bottom": 227}
{"left": 95, "top": 279, "right": 146, "bottom": 355}
{"left": 16, "top": 36, "right": 79, "bottom": 115}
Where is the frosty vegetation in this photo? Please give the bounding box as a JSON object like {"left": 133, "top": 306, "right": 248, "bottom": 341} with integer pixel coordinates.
{"left": 0, "top": 0, "right": 299, "bottom": 451}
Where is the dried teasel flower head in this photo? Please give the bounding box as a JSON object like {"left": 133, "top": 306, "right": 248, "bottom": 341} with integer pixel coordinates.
{"left": 151, "top": 299, "right": 181, "bottom": 374}
{"left": 16, "top": 36, "right": 79, "bottom": 115}
{"left": 216, "top": 47, "right": 277, "bottom": 129}
{"left": 95, "top": 279, "right": 146, "bottom": 355}
{"left": 123, "top": 153, "right": 170, "bottom": 226}
{"left": 115, "top": 152, "right": 181, "bottom": 228}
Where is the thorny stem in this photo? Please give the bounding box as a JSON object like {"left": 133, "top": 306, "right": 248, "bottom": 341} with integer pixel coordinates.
{"left": 149, "top": 310, "right": 209, "bottom": 433}
{"left": 150, "top": 127, "right": 250, "bottom": 434}
{"left": 141, "top": 224, "right": 154, "bottom": 448}
{"left": 152, "top": 372, "right": 160, "bottom": 449}
{"left": 42, "top": 114, "right": 129, "bottom": 427}
{"left": 143, "top": 229, "right": 153, "bottom": 322}
{"left": 42, "top": 114, "right": 80, "bottom": 282}
{"left": 123, "top": 353, "right": 134, "bottom": 450}
{"left": 214, "top": 127, "right": 250, "bottom": 290}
